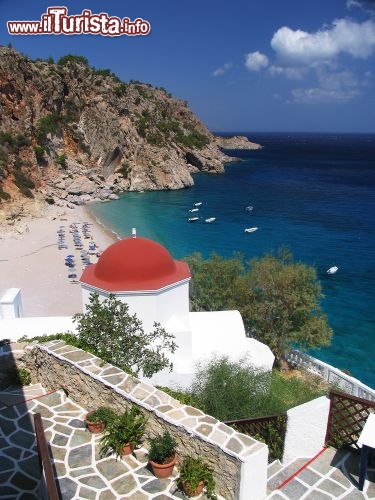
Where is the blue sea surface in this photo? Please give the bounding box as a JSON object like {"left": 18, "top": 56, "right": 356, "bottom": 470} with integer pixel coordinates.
{"left": 90, "top": 132, "right": 375, "bottom": 388}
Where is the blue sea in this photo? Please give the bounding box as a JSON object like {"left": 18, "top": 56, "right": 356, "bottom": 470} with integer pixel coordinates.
{"left": 90, "top": 132, "right": 375, "bottom": 389}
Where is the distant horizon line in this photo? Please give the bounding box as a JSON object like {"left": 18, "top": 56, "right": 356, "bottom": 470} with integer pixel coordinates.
{"left": 212, "top": 130, "right": 375, "bottom": 136}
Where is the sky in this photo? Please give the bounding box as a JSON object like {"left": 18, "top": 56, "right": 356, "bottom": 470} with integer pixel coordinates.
{"left": 1, "top": 0, "right": 375, "bottom": 133}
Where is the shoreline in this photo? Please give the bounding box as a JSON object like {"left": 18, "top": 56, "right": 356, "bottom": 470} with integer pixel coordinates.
{"left": 0, "top": 204, "right": 117, "bottom": 318}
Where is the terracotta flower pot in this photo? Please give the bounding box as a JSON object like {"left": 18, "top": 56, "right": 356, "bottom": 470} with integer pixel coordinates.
{"left": 182, "top": 480, "right": 205, "bottom": 497}
{"left": 121, "top": 442, "right": 134, "bottom": 456}
{"left": 149, "top": 454, "right": 176, "bottom": 479}
{"left": 85, "top": 412, "right": 106, "bottom": 434}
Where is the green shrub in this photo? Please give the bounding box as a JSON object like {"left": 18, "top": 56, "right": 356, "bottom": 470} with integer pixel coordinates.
{"left": 36, "top": 113, "right": 60, "bottom": 143}
{"left": 57, "top": 54, "right": 89, "bottom": 66}
{"left": 189, "top": 356, "right": 327, "bottom": 421}
{"left": 7, "top": 367, "right": 31, "bottom": 386}
{"left": 73, "top": 293, "right": 177, "bottom": 377}
{"left": 252, "top": 418, "right": 286, "bottom": 461}
{"left": 178, "top": 456, "right": 217, "bottom": 499}
{"left": 95, "top": 68, "right": 111, "bottom": 77}
{"left": 14, "top": 168, "right": 35, "bottom": 198}
{"left": 148, "top": 431, "right": 177, "bottom": 464}
{"left": 55, "top": 153, "right": 67, "bottom": 168}
{"left": 156, "top": 386, "right": 200, "bottom": 408}
{"left": 117, "top": 162, "right": 130, "bottom": 177}
{"left": 0, "top": 187, "right": 11, "bottom": 201}
{"left": 87, "top": 407, "right": 116, "bottom": 425}
{"left": 113, "top": 83, "right": 127, "bottom": 97}
{"left": 99, "top": 407, "right": 147, "bottom": 459}
{"left": 34, "top": 145, "right": 46, "bottom": 163}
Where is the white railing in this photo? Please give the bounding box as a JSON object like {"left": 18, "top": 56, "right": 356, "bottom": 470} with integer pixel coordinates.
{"left": 286, "top": 349, "right": 375, "bottom": 402}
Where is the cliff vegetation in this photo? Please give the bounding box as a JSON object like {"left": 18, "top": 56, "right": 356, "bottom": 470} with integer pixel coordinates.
{"left": 0, "top": 47, "right": 260, "bottom": 221}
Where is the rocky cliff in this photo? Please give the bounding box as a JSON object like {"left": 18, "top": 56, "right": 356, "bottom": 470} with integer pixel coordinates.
{"left": 0, "top": 47, "right": 260, "bottom": 218}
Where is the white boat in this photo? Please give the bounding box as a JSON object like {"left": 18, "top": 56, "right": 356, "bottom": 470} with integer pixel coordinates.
{"left": 205, "top": 218, "right": 216, "bottom": 223}
{"left": 246, "top": 206, "right": 254, "bottom": 211}
{"left": 244, "top": 227, "right": 258, "bottom": 233}
{"left": 194, "top": 202, "right": 202, "bottom": 206}
{"left": 188, "top": 217, "right": 199, "bottom": 222}
{"left": 327, "top": 266, "right": 338, "bottom": 274}
{"left": 189, "top": 208, "right": 199, "bottom": 213}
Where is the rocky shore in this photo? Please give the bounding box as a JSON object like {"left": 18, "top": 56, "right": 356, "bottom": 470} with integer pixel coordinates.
{"left": 0, "top": 47, "right": 261, "bottom": 223}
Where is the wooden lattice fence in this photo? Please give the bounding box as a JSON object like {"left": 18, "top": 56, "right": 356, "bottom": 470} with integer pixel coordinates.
{"left": 325, "top": 389, "right": 375, "bottom": 449}
{"left": 225, "top": 414, "right": 287, "bottom": 461}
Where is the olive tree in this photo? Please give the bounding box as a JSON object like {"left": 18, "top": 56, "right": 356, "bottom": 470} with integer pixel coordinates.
{"left": 242, "top": 249, "right": 333, "bottom": 367}
{"left": 73, "top": 293, "right": 177, "bottom": 378}
{"left": 185, "top": 248, "right": 333, "bottom": 368}
{"left": 185, "top": 252, "right": 244, "bottom": 311}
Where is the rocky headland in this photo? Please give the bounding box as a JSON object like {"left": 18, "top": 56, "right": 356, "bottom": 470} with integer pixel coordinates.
{"left": 0, "top": 47, "right": 260, "bottom": 225}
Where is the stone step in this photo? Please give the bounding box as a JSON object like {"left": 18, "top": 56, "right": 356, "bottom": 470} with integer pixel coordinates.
{"left": 267, "top": 459, "right": 283, "bottom": 479}
{"left": 267, "top": 457, "right": 308, "bottom": 493}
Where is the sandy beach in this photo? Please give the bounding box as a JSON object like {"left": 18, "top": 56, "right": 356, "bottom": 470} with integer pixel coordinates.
{"left": 0, "top": 205, "right": 117, "bottom": 318}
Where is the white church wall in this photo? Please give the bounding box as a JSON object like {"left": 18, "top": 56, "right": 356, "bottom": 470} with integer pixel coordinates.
{"left": 155, "top": 280, "right": 190, "bottom": 325}
{"left": 81, "top": 280, "right": 190, "bottom": 335}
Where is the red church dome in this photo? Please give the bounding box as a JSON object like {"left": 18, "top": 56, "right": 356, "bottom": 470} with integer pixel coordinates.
{"left": 80, "top": 236, "right": 191, "bottom": 292}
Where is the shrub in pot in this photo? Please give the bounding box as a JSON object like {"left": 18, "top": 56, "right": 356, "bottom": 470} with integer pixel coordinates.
{"left": 85, "top": 407, "right": 116, "bottom": 434}
{"left": 148, "top": 430, "right": 178, "bottom": 479}
{"left": 99, "top": 406, "right": 147, "bottom": 459}
{"left": 178, "top": 456, "right": 217, "bottom": 499}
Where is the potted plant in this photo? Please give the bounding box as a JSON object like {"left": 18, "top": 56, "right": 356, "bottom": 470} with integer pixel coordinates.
{"left": 178, "top": 456, "right": 217, "bottom": 499}
{"left": 99, "top": 406, "right": 147, "bottom": 459}
{"left": 85, "top": 406, "right": 116, "bottom": 434}
{"left": 148, "top": 430, "right": 178, "bottom": 479}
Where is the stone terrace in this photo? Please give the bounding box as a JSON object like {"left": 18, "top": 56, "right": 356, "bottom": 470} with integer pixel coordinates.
{"left": 2, "top": 341, "right": 375, "bottom": 499}
{"left": 1, "top": 341, "right": 268, "bottom": 500}
{"left": 0, "top": 384, "right": 194, "bottom": 499}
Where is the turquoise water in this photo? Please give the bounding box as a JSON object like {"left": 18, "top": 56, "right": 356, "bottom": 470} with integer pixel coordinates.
{"left": 90, "top": 132, "right": 375, "bottom": 388}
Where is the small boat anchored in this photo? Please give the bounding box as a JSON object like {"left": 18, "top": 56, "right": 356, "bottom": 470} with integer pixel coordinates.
{"left": 327, "top": 266, "right": 338, "bottom": 274}
{"left": 188, "top": 217, "right": 199, "bottom": 222}
{"left": 189, "top": 208, "right": 199, "bottom": 213}
{"left": 194, "top": 202, "right": 203, "bottom": 206}
{"left": 244, "top": 227, "right": 258, "bottom": 233}
{"left": 205, "top": 218, "right": 216, "bottom": 223}
{"left": 246, "top": 206, "right": 254, "bottom": 211}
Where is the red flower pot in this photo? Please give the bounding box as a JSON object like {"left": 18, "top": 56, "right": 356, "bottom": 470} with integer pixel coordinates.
{"left": 149, "top": 454, "right": 176, "bottom": 479}
{"left": 121, "top": 443, "right": 134, "bottom": 456}
{"left": 85, "top": 412, "right": 106, "bottom": 434}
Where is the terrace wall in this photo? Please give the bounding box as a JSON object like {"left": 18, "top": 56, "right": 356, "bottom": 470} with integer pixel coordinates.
{"left": 25, "top": 340, "right": 268, "bottom": 500}
{"left": 286, "top": 350, "right": 375, "bottom": 402}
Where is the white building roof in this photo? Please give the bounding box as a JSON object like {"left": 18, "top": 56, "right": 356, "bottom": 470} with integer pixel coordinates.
{"left": 189, "top": 310, "right": 274, "bottom": 371}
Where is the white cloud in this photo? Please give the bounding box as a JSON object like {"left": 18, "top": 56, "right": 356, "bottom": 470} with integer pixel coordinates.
{"left": 291, "top": 87, "right": 360, "bottom": 103}
{"left": 244, "top": 51, "right": 269, "bottom": 71}
{"left": 271, "top": 19, "right": 375, "bottom": 65}
{"left": 347, "top": 0, "right": 375, "bottom": 14}
{"left": 212, "top": 63, "right": 233, "bottom": 77}
{"left": 268, "top": 65, "right": 307, "bottom": 80}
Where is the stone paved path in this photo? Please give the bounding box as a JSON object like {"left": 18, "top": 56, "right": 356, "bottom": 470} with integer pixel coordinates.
{"left": 0, "top": 384, "right": 210, "bottom": 499}
{"left": 266, "top": 446, "right": 375, "bottom": 499}
{"left": 1, "top": 381, "right": 375, "bottom": 499}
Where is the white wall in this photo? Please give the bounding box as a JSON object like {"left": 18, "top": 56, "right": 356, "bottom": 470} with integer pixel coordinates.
{"left": 0, "top": 316, "right": 77, "bottom": 342}
{"left": 240, "top": 445, "right": 268, "bottom": 500}
{"left": 81, "top": 279, "right": 190, "bottom": 334}
{"left": 282, "top": 396, "right": 330, "bottom": 464}
{"left": 0, "top": 288, "right": 23, "bottom": 319}
{"left": 287, "top": 349, "right": 375, "bottom": 402}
